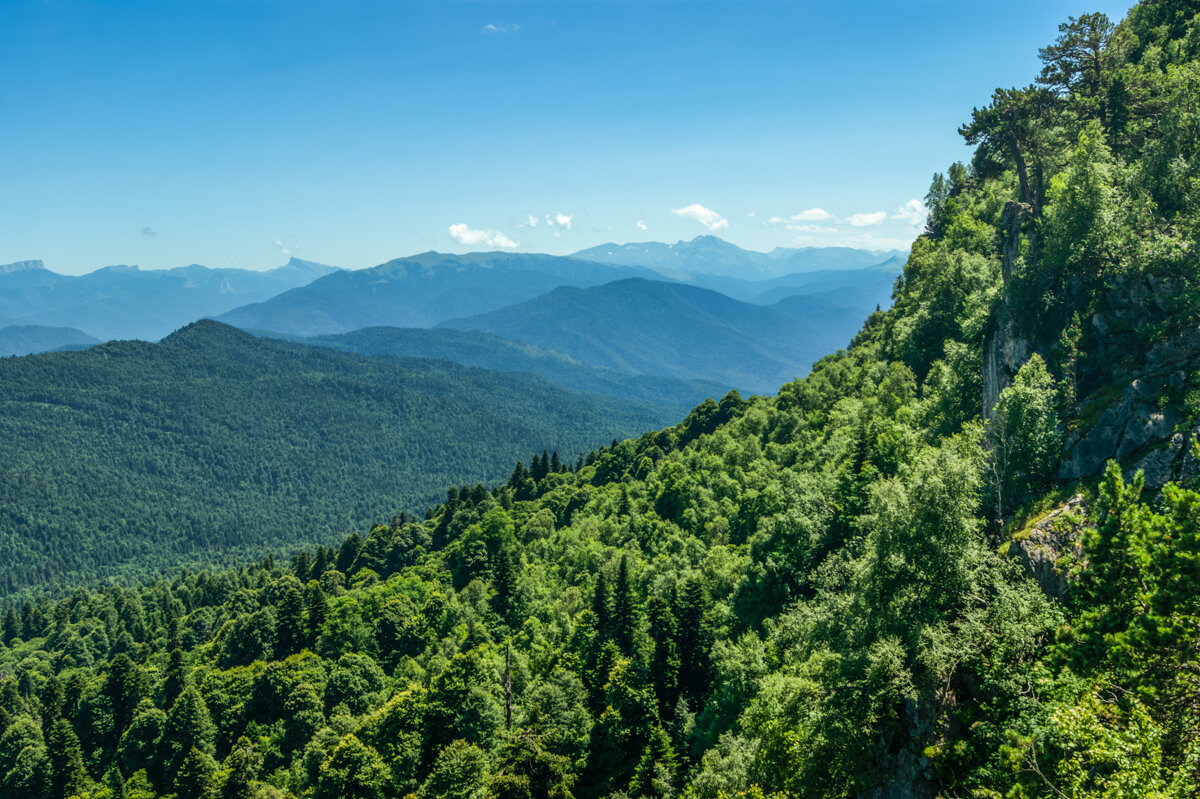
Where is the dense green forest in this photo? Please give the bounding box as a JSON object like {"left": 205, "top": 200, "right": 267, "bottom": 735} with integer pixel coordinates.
{"left": 0, "top": 321, "right": 680, "bottom": 600}
{"left": 4, "top": 1, "right": 1200, "bottom": 797}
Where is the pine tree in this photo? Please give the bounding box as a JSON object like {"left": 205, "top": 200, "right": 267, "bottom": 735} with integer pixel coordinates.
{"left": 174, "top": 746, "right": 218, "bottom": 799}
{"left": 628, "top": 725, "right": 678, "bottom": 798}
{"left": 647, "top": 592, "right": 680, "bottom": 718}
{"left": 613, "top": 555, "right": 639, "bottom": 654}
{"left": 47, "top": 718, "right": 88, "bottom": 798}
{"left": 282, "top": 682, "right": 324, "bottom": 755}
{"left": 107, "top": 653, "right": 146, "bottom": 736}
{"left": 493, "top": 548, "right": 520, "bottom": 627}
{"left": 336, "top": 533, "right": 362, "bottom": 574}
{"left": 2, "top": 607, "right": 20, "bottom": 645}
{"left": 676, "top": 576, "right": 711, "bottom": 708}
{"left": 162, "top": 648, "right": 187, "bottom": 708}
{"left": 304, "top": 580, "right": 330, "bottom": 647}
{"left": 550, "top": 450, "right": 562, "bottom": 473}
{"left": 161, "top": 686, "right": 215, "bottom": 778}
{"left": 276, "top": 586, "right": 305, "bottom": 657}
{"left": 592, "top": 572, "right": 612, "bottom": 642}
{"left": 40, "top": 674, "right": 64, "bottom": 725}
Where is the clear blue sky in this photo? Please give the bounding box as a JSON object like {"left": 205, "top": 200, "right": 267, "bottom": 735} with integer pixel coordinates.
{"left": 1, "top": 0, "right": 1134, "bottom": 274}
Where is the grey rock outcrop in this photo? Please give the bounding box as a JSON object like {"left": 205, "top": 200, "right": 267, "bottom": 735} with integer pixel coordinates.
{"left": 1058, "top": 377, "right": 1184, "bottom": 481}
{"left": 1010, "top": 494, "right": 1087, "bottom": 603}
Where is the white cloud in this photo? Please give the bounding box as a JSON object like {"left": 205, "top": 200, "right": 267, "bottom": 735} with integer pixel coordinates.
{"left": 448, "top": 223, "right": 517, "bottom": 249}
{"left": 891, "top": 198, "right": 927, "bottom": 227}
{"left": 521, "top": 215, "right": 539, "bottom": 228}
{"left": 847, "top": 210, "right": 888, "bottom": 227}
{"left": 792, "top": 208, "right": 833, "bottom": 222}
{"left": 274, "top": 239, "right": 291, "bottom": 255}
{"left": 671, "top": 203, "right": 729, "bottom": 231}
{"left": 546, "top": 212, "right": 573, "bottom": 230}
{"left": 636, "top": 220, "right": 648, "bottom": 231}
{"left": 764, "top": 217, "right": 838, "bottom": 234}
{"left": 483, "top": 23, "right": 519, "bottom": 33}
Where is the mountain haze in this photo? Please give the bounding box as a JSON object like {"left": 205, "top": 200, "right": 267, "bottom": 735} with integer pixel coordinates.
{"left": 438, "top": 277, "right": 866, "bottom": 392}
{"left": 272, "top": 326, "right": 730, "bottom": 409}
{"left": 573, "top": 235, "right": 906, "bottom": 278}
{"left": 0, "top": 257, "right": 339, "bottom": 340}
{"left": 214, "top": 251, "right": 668, "bottom": 336}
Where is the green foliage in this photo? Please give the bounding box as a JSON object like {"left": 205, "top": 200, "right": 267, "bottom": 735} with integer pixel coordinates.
{"left": 5, "top": 4, "right": 1200, "bottom": 798}
{"left": 0, "top": 321, "right": 683, "bottom": 600}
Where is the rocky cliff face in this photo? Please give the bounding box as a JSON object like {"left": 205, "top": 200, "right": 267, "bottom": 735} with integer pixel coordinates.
{"left": 986, "top": 268, "right": 1196, "bottom": 488}
{"left": 982, "top": 313, "right": 1032, "bottom": 420}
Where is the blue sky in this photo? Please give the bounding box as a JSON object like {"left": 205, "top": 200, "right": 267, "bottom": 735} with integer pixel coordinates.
{"left": 1, "top": 0, "right": 1134, "bottom": 274}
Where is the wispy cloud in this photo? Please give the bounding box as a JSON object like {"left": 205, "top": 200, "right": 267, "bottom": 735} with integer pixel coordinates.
{"left": 547, "top": 212, "right": 572, "bottom": 230}
{"left": 275, "top": 238, "right": 291, "bottom": 255}
{"left": 140, "top": 226, "right": 156, "bottom": 238}
{"left": 791, "top": 208, "right": 833, "bottom": 222}
{"left": 448, "top": 223, "right": 517, "bottom": 249}
{"left": 671, "top": 203, "right": 728, "bottom": 231}
{"left": 483, "top": 23, "right": 519, "bottom": 34}
{"left": 636, "top": 220, "right": 648, "bottom": 231}
{"left": 847, "top": 210, "right": 887, "bottom": 227}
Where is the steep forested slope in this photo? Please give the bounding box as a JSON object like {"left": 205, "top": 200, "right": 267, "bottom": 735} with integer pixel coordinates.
{"left": 4, "top": 3, "right": 1200, "bottom": 799}
{"left": 438, "top": 278, "right": 865, "bottom": 393}
{"left": 0, "top": 321, "right": 683, "bottom": 599}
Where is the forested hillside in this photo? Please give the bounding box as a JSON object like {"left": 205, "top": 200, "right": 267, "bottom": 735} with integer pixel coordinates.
{"left": 0, "top": 321, "right": 681, "bottom": 599}
{"left": 270, "top": 327, "right": 730, "bottom": 408}
{"left": 4, "top": 2, "right": 1200, "bottom": 798}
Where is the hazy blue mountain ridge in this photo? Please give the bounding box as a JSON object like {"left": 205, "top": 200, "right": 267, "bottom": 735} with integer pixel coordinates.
{"left": 214, "top": 251, "right": 671, "bottom": 336}
{"left": 437, "top": 277, "right": 867, "bottom": 392}
{"left": 0, "top": 325, "right": 102, "bottom": 357}
{"left": 0, "top": 257, "right": 340, "bottom": 340}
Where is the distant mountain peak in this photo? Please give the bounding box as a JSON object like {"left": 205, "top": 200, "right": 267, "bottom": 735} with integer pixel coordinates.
{"left": 0, "top": 259, "right": 47, "bottom": 274}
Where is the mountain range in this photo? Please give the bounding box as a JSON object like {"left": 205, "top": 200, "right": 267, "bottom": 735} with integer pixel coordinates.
{"left": 214, "top": 251, "right": 667, "bottom": 336}
{"left": 437, "top": 277, "right": 866, "bottom": 393}
{"left": 0, "top": 257, "right": 338, "bottom": 340}
{"left": 572, "top": 235, "right": 906, "bottom": 279}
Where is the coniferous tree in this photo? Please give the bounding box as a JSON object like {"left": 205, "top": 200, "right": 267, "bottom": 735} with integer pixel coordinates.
{"left": 107, "top": 653, "right": 146, "bottom": 736}
{"left": 336, "top": 533, "right": 363, "bottom": 574}
{"left": 40, "top": 674, "right": 64, "bottom": 725}
{"left": 174, "top": 746, "right": 218, "bottom": 799}
{"left": 592, "top": 573, "right": 612, "bottom": 643}
{"left": 162, "top": 648, "right": 187, "bottom": 708}
{"left": 161, "top": 686, "right": 215, "bottom": 778}
{"left": 47, "top": 718, "right": 88, "bottom": 798}
{"left": 676, "top": 576, "right": 711, "bottom": 708}
{"left": 303, "top": 580, "right": 329, "bottom": 646}
{"left": 282, "top": 682, "right": 324, "bottom": 755}
{"left": 647, "top": 592, "right": 680, "bottom": 718}
{"left": 276, "top": 586, "right": 305, "bottom": 657}
{"left": 613, "top": 555, "right": 639, "bottom": 654}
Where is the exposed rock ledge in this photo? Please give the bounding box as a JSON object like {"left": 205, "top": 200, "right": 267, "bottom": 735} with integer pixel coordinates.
{"left": 1010, "top": 494, "right": 1087, "bottom": 603}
